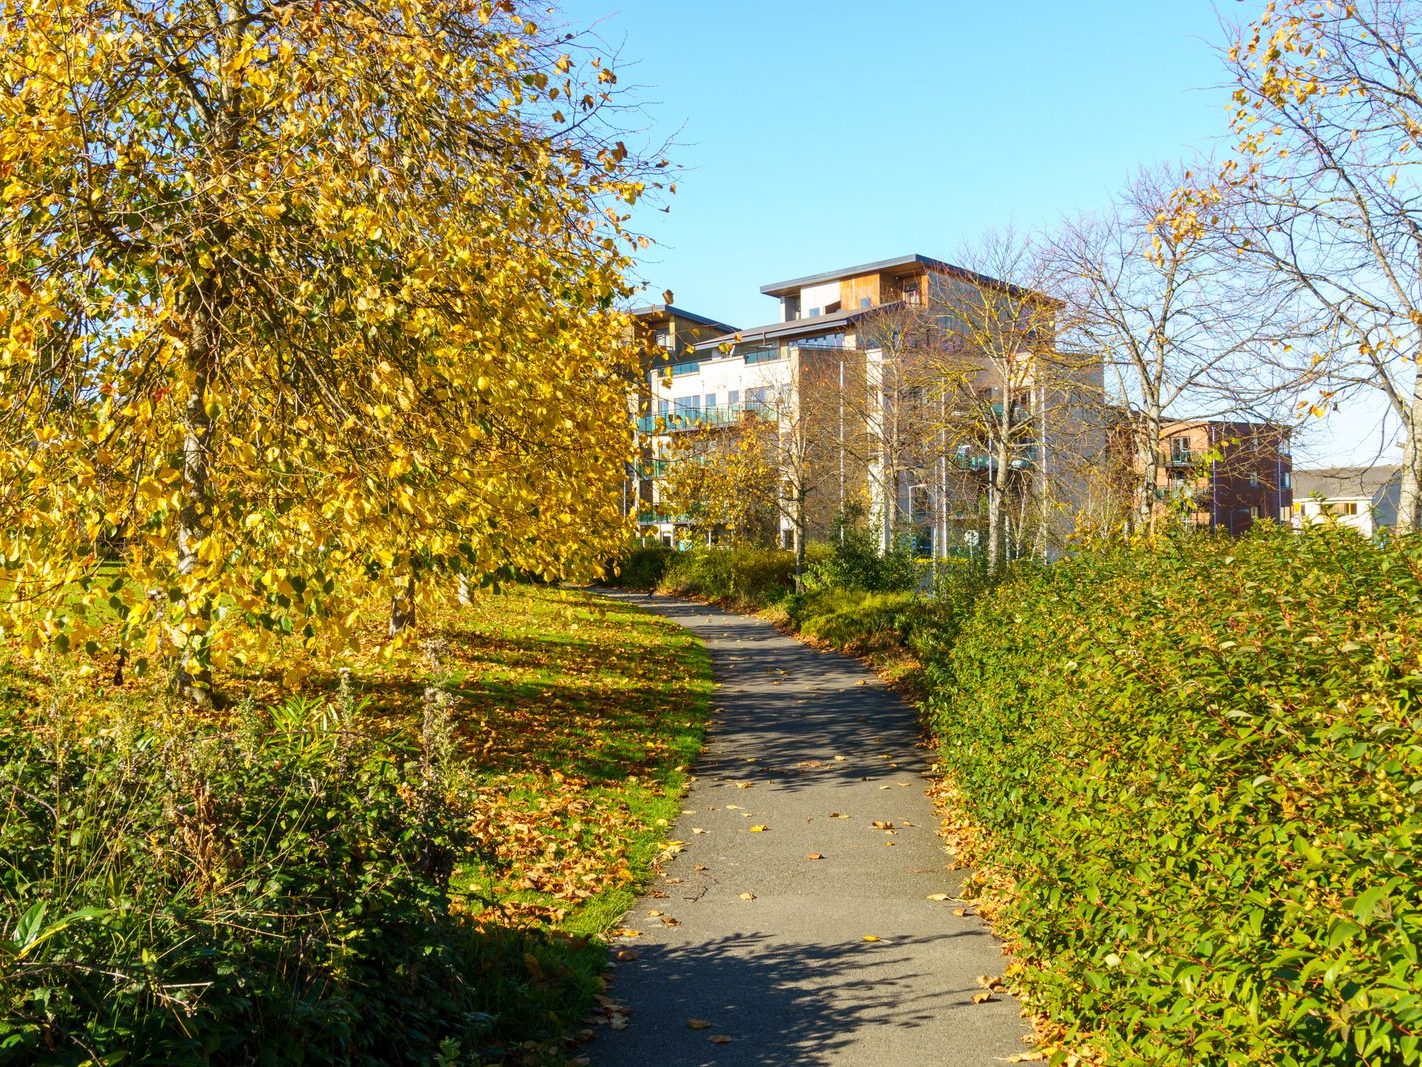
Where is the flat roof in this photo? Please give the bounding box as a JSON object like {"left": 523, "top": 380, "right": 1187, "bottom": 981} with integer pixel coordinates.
{"left": 628, "top": 303, "right": 738, "bottom": 334}
{"left": 694, "top": 306, "right": 870, "bottom": 351}
{"left": 760, "top": 254, "right": 951, "bottom": 297}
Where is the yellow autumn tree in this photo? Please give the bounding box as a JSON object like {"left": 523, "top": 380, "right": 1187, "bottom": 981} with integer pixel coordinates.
{"left": 0, "top": 0, "right": 653, "bottom": 703}
{"left": 657, "top": 418, "right": 779, "bottom": 546}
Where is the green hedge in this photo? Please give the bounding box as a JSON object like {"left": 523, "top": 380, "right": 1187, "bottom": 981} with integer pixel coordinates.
{"left": 657, "top": 546, "right": 806, "bottom": 607}
{"left": 928, "top": 525, "right": 1422, "bottom": 1064}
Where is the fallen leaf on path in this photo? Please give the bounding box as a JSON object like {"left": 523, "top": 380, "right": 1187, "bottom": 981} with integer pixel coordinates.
{"left": 609, "top": 1016, "right": 628, "bottom": 1030}
{"left": 610, "top": 928, "right": 641, "bottom": 938}
{"left": 833, "top": 755, "right": 847, "bottom": 761}
{"left": 687, "top": 1019, "right": 712, "bottom": 1030}
{"left": 735, "top": 782, "right": 752, "bottom": 789}
{"left": 613, "top": 948, "right": 640, "bottom": 961}
{"left": 952, "top": 907, "right": 973, "bottom": 917}
{"left": 806, "top": 852, "right": 824, "bottom": 860}
{"left": 829, "top": 812, "right": 849, "bottom": 819}
{"left": 872, "top": 821, "right": 895, "bottom": 830}
{"left": 748, "top": 824, "right": 769, "bottom": 833}
{"left": 926, "top": 893, "right": 950, "bottom": 901}
{"left": 660, "top": 916, "right": 680, "bottom": 926}
{"left": 693, "top": 865, "right": 708, "bottom": 872}
{"left": 739, "top": 891, "right": 756, "bottom": 900}
{"left": 708, "top": 1035, "right": 733, "bottom": 1044}
{"left": 861, "top": 935, "right": 882, "bottom": 942}
{"left": 691, "top": 828, "right": 707, "bottom": 834}
{"left": 646, "top": 910, "right": 663, "bottom": 917}
{"left": 998, "top": 1053, "right": 1046, "bottom": 1063}
{"left": 977, "top": 974, "right": 1006, "bottom": 990}
{"left": 971, "top": 991, "right": 995, "bottom": 1004}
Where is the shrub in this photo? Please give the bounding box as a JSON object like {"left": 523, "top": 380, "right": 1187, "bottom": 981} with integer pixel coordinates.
{"left": 658, "top": 546, "right": 796, "bottom": 607}
{"left": 804, "top": 513, "right": 919, "bottom": 593}
{"left": 0, "top": 692, "right": 585, "bottom": 1065}
{"left": 788, "top": 589, "right": 923, "bottom": 655}
{"left": 927, "top": 526, "right": 1422, "bottom": 1064}
{"left": 608, "top": 540, "right": 675, "bottom": 591}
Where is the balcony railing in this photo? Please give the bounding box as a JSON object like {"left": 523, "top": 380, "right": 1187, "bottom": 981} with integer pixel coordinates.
{"left": 950, "top": 444, "right": 1038, "bottom": 472}
{"left": 743, "top": 347, "right": 783, "bottom": 365}
{"left": 636, "top": 401, "right": 771, "bottom": 435}
{"left": 636, "top": 510, "right": 684, "bottom": 525}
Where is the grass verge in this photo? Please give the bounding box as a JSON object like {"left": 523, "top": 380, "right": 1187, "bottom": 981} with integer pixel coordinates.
{"left": 0, "top": 584, "right": 712, "bottom": 1064}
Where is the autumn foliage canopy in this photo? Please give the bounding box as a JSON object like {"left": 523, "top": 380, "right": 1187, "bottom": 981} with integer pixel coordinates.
{"left": 0, "top": 0, "right": 651, "bottom": 697}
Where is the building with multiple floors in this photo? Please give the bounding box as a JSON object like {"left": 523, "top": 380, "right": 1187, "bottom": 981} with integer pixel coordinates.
{"left": 634, "top": 254, "right": 1105, "bottom": 558}
{"left": 1152, "top": 419, "right": 1293, "bottom": 534}
{"left": 1291, "top": 465, "right": 1400, "bottom": 537}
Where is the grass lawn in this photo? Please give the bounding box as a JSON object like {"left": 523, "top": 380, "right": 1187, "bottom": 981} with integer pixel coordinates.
{"left": 0, "top": 583, "right": 712, "bottom": 1063}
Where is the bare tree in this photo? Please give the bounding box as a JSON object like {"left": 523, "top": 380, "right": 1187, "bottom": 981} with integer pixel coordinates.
{"left": 1046, "top": 165, "right": 1298, "bottom": 536}
{"left": 1217, "top": 0, "right": 1422, "bottom": 529}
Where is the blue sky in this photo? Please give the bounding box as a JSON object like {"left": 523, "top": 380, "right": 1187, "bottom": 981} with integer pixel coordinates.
{"left": 556, "top": 0, "right": 1399, "bottom": 466}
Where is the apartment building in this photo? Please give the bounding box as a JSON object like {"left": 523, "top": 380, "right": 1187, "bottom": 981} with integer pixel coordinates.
{"left": 635, "top": 254, "right": 1103, "bottom": 557}
{"left": 1291, "top": 465, "right": 1400, "bottom": 537}
{"left": 625, "top": 304, "right": 737, "bottom": 521}
{"left": 1153, "top": 419, "right": 1293, "bottom": 534}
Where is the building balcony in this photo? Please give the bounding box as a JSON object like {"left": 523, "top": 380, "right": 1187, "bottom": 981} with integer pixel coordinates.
{"left": 950, "top": 444, "right": 1038, "bottom": 472}
{"left": 636, "top": 401, "right": 771, "bottom": 435}
{"left": 636, "top": 509, "right": 684, "bottom": 525}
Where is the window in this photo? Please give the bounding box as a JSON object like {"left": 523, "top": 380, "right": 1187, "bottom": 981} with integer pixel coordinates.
{"left": 657, "top": 399, "right": 669, "bottom": 417}
{"left": 910, "top": 485, "right": 931, "bottom": 521}
{"left": 1169, "top": 436, "right": 1192, "bottom": 463}
{"left": 1282, "top": 471, "right": 1292, "bottom": 490}
{"left": 654, "top": 330, "right": 669, "bottom": 349}
{"left": 1249, "top": 471, "right": 1260, "bottom": 488}
{"left": 727, "top": 389, "right": 740, "bottom": 407}
{"left": 704, "top": 393, "right": 717, "bottom": 410}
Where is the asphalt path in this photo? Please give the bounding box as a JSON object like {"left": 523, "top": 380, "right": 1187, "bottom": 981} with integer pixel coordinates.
{"left": 585, "top": 591, "right": 1028, "bottom": 1066}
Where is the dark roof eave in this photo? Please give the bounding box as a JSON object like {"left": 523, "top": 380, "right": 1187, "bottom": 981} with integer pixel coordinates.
{"left": 628, "top": 303, "right": 738, "bottom": 333}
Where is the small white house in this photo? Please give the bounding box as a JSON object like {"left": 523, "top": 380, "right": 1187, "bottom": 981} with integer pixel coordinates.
{"left": 1291, "top": 465, "right": 1401, "bottom": 537}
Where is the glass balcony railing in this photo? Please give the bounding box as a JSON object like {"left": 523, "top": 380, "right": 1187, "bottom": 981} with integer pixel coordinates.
{"left": 636, "top": 510, "right": 683, "bottom": 525}
{"left": 636, "top": 402, "right": 771, "bottom": 435}
{"left": 951, "top": 444, "right": 1039, "bottom": 472}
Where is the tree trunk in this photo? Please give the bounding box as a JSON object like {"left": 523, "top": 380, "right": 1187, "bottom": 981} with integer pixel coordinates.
{"left": 1399, "top": 369, "right": 1422, "bottom": 532}
{"left": 794, "top": 492, "right": 807, "bottom": 590}
{"left": 456, "top": 573, "right": 473, "bottom": 606}
{"left": 390, "top": 572, "right": 417, "bottom": 636}
{"left": 1137, "top": 407, "right": 1162, "bottom": 538}
{"left": 176, "top": 309, "right": 218, "bottom": 709}
{"left": 986, "top": 437, "right": 1011, "bottom": 578}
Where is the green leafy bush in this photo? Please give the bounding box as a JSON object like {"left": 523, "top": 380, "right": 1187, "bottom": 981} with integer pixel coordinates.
{"left": 0, "top": 693, "right": 591, "bottom": 1065}
{"left": 657, "top": 546, "right": 798, "bottom": 606}
{"left": 608, "top": 540, "right": 675, "bottom": 590}
{"left": 928, "top": 526, "right": 1422, "bottom": 1064}
{"left": 803, "top": 512, "right": 919, "bottom": 593}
